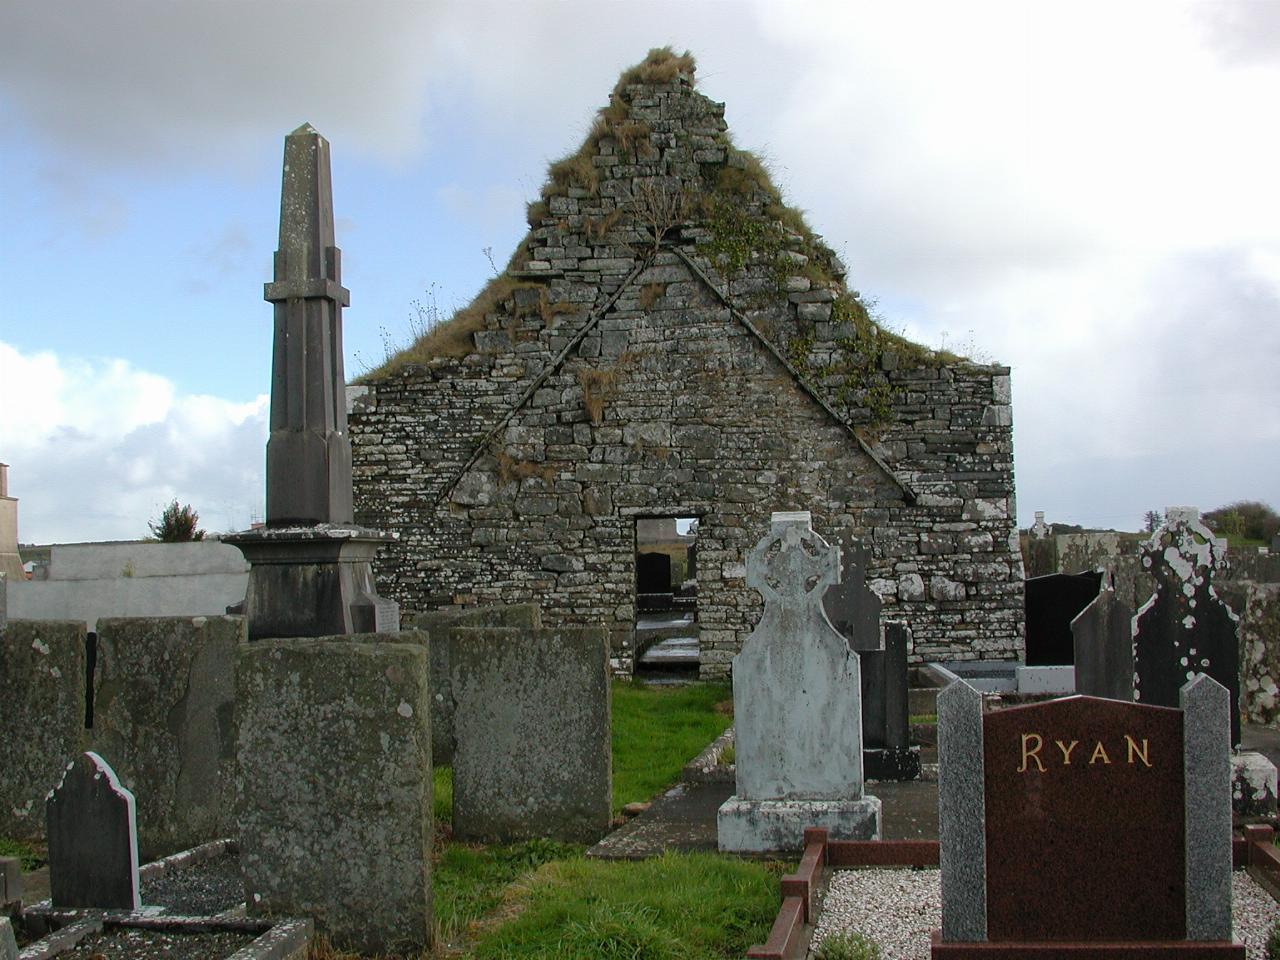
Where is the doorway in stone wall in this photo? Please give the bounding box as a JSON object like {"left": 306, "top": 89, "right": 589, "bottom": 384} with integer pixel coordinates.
{"left": 634, "top": 516, "right": 699, "bottom": 679}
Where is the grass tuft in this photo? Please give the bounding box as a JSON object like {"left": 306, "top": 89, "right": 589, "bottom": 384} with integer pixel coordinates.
{"left": 814, "top": 931, "right": 884, "bottom": 960}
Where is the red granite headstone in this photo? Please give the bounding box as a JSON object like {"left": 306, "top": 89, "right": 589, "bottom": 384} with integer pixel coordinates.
{"left": 983, "top": 696, "right": 1185, "bottom": 941}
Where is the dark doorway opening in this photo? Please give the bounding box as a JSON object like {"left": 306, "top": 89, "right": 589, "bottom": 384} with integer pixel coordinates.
{"left": 634, "top": 517, "right": 699, "bottom": 678}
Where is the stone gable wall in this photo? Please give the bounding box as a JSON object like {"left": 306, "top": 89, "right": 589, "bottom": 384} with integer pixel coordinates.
{"left": 350, "top": 67, "right": 1024, "bottom": 676}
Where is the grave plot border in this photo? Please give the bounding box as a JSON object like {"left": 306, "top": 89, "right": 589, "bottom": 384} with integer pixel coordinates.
{"left": 18, "top": 837, "right": 311, "bottom": 960}
{"left": 14, "top": 914, "right": 311, "bottom": 960}
{"left": 747, "top": 825, "right": 1280, "bottom": 960}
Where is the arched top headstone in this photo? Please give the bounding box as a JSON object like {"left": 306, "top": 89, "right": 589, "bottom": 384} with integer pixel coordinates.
{"left": 46, "top": 751, "right": 140, "bottom": 911}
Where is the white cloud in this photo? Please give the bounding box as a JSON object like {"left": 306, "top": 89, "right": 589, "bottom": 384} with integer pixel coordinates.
{"left": 0, "top": 341, "right": 266, "bottom": 543}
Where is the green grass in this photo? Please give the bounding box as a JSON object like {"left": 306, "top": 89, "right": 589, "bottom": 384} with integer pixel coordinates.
{"left": 435, "top": 839, "right": 581, "bottom": 943}
{"left": 468, "top": 852, "right": 780, "bottom": 960}
{"left": 0, "top": 837, "right": 44, "bottom": 871}
{"left": 610, "top": 681, "right": 732, "bottom": 813}
{"left": 909, "top": 714, "right": 937, "bottom": 725}
{"left": 435, "top": 765, "right": 454, "bottom": 822}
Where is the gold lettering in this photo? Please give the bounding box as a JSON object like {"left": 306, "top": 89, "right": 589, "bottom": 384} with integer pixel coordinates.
{"left": 1089, "top": 741, "right": 1112, "bottom": 765}
{"left": 1018, "top": 733, "right": 1046, "bottom": 773}
{"left": 1125, "top": 735, "right": 1151, "bottom": 767}
{"left": 1055, "top": 740, "right": 1080, "bottom": 764}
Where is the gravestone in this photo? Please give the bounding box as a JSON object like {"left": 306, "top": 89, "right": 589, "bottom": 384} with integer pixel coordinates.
{"left": 0, "top": 621, "right": 86, "bottom": 839}
{"left": 237, "top": 635, "right": 432, "bottom": 953}
{"left": 225, "top": 123, "right": 398, "bottom": 639}
{"left": 718, "top": 511, "right": 880, "bottom": 852}
{"left": 822, "top": 531, "right": 881, "bottom": 651}
{"left": 450, "top": 627, "right": 611, "bottom": 843}
{"left": 1024, "top": 571, "right": 1102, "bottom": 665}
{"left": 861, "top": 621, "right": 920, "bottom": 780}
{"left": 1072, "top": 579, "right": 1134, "bottom": 701}
{"left": 414, "top": 603, "right": 543, "bottom": 765}
{"left": 1133, "top": 508, "right": 1241, "bottom": 746}
{"left": 90, "top": 616, "right": 240, "bottom": 860}
{"left": 933, "top": 675, "right": 1239, "bottom": 957}
{"left": 47, "top": 752, "right": 140, "bottom": 911}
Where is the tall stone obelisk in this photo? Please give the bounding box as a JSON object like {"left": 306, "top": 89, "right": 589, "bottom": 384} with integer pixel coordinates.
{"left": 264, "top": 123, "right": 352, "bottom": 526}
{"left": 226, "top": 124, "right": 398, "bottom": 639}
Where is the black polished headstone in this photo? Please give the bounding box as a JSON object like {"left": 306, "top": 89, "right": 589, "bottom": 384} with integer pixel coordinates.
{"left": 1133, "top": 508, "right": 1241, "bottom": 746}
{"left": 1024, "top": 571, "right": 1103, "bottom": 666}
{"left": 823, "top": 531, "right": 882, "bottom": 652}
{"left": 47, "top": 752, "right": 140, "bottom": 911}
{"left": 1072, "top": 581, "right": 1135, "bottom": 702}
{"left": 861, "top": 621, "right": 920, "bottom": 780}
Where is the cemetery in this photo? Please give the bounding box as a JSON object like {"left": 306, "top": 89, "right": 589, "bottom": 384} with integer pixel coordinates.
{"left": 4, "top": 46, "right": 1280, "bottom": 960}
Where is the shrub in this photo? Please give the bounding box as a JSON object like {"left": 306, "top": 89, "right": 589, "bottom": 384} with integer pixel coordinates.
{"left": 148, "top": 500, "right": 205, "bottom": 542}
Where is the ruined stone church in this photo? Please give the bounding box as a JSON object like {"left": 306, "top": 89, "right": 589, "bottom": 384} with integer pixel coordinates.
{"left": 349, "top": 49, "right": 1025, "bottom": 677}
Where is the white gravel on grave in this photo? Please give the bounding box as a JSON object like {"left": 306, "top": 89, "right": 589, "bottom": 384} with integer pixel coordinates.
{"left": 809, "top": 869, "right": 1280, "bottom": 960}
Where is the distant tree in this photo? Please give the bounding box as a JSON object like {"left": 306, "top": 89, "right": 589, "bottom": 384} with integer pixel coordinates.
{"left": 1203, "top": 500, "right": 1280, "bottom": 544}
{"left": 1144, "top": 509, "right": 1163, "bottom": 533}
{"left": 149, "top": 500, "right": 206, "bottom": 542}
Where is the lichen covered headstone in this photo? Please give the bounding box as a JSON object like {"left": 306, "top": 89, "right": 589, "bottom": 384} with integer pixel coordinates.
{"left": 1133, "top": 507, "right": 1241, "bottom": 745}
{"left": 717, "top": 511, "right": 880, "bottom": 852}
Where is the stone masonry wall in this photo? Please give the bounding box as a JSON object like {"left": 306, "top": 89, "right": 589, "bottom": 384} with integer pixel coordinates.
{"left": 350, "top": 56, "right": 1023, "bottom": 676}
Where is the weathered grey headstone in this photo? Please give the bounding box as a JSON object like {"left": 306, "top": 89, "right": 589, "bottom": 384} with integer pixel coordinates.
{"left": 0, "top": 620, "right": 86, "bottom": 839}
{"left": 236, "top": 634, "right": 432, "bottom": 954}
{"left": 90, "top": 616, "right": 241, "bottom": 859}
{"left": 862, "top": 621, "right": 920, "bottom": 780}
{"left": 414, "top": 604, "right": 542, "bottom": 765}
{"left": 823, "top": 531, "right": 882, "bottom": 651}
{"left": 0, "top": 857, "right": 19, "bottom": 908}
{"left": 47, "top": 752, "right": 140, "bottom": 911}
{"left": 1133, "top": 507, "right": 1241, "bottom": 745}
{"left": 1071, "top": 579, "right": 1134, "bottom": 701}
{"left": 225, "top": 124, "right": 398, "bottom": 639}
{"left": 450, "top": 627, "right": 611, "bottom": 843}
{"left": 717, "top": 511, "right": 880, "bottom": 852}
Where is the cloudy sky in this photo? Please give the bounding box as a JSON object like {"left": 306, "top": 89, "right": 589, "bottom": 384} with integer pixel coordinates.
{"left": 1, "top": 0, "right": 1277, "bottom": 544}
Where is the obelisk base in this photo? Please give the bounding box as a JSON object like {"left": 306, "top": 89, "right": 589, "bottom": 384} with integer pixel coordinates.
{"left": 225, "top": 525, "right": 399, "bottom": 640}
{"left": 717, "top": 795, "right": 880, "bottom": 853}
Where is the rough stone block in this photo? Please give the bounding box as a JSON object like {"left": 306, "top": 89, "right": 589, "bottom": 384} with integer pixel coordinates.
{"left": 92, "top": 616, "right": 242, "bottom": 860}
{"left": 237, "top": 635, "right": 432, "bottom": 955}
{"left": 0, "top": 620, "right": 86, "bottom": 839}
{"left": 450, "top": 627, "right": 611, "bottom": 843}
{"left": 413, "top": 604, "right": 542, "bottom": 765}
